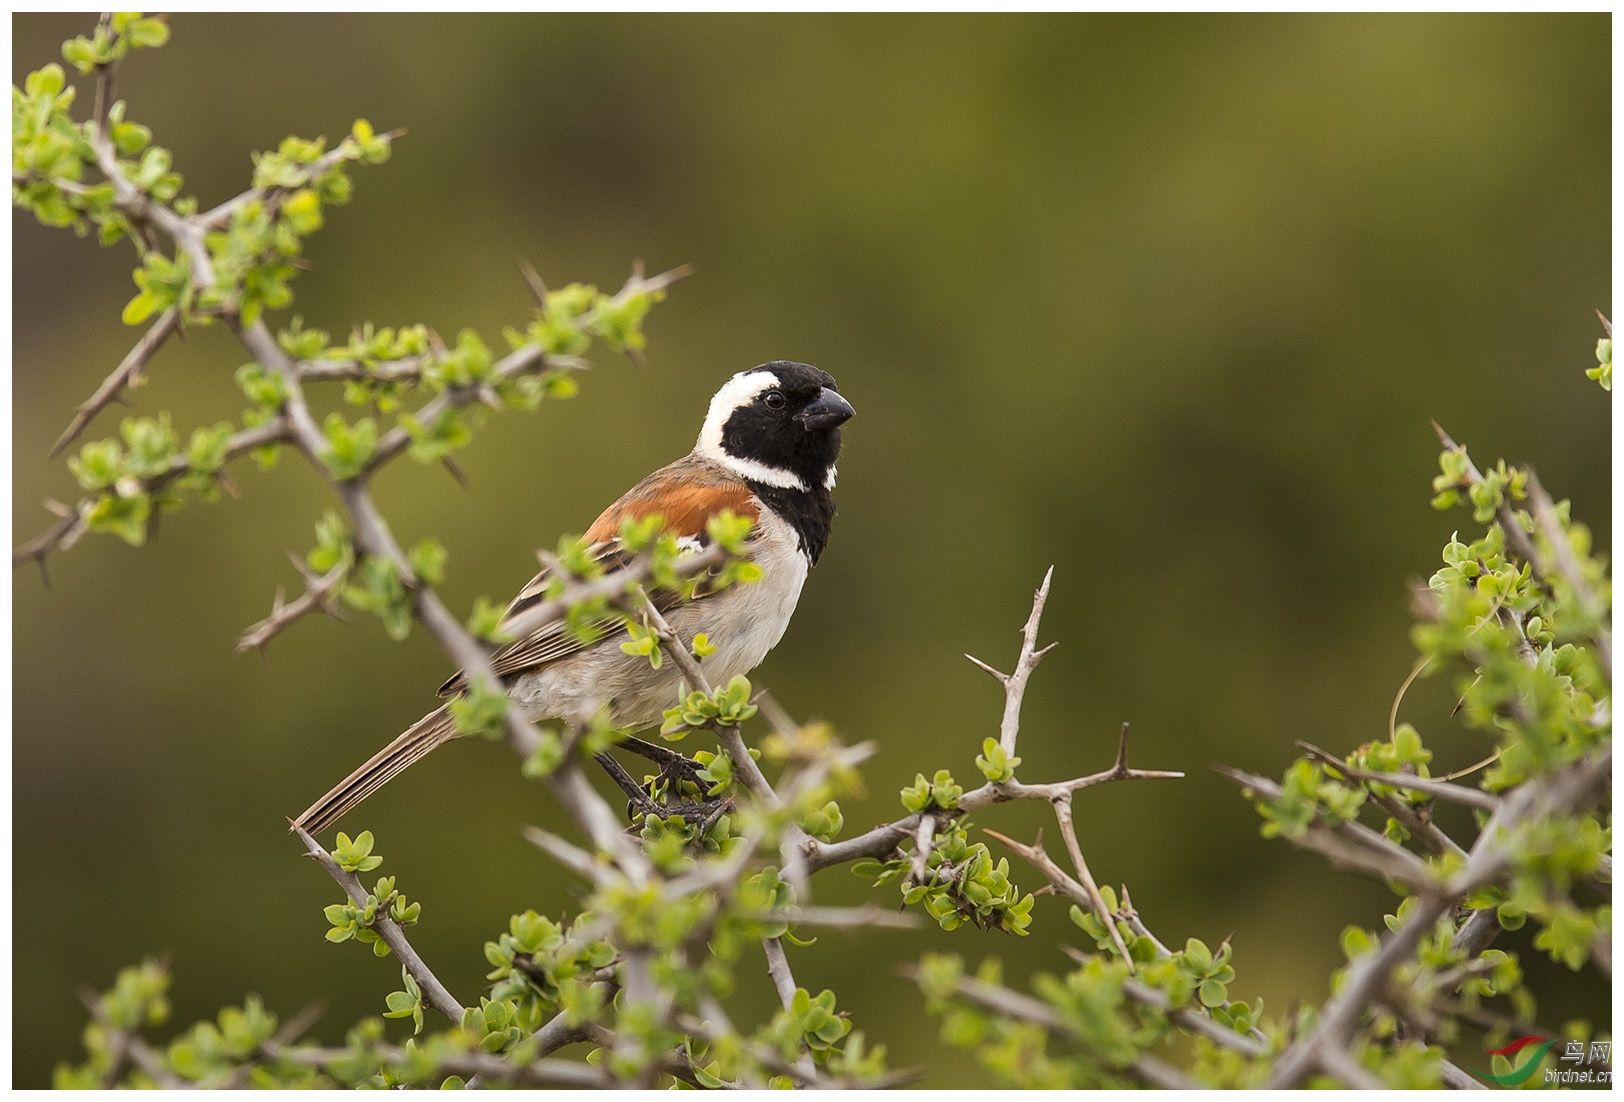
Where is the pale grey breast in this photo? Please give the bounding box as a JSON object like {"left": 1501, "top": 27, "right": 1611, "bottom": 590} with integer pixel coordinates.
{"left": 509, "top": 507, "right": 809, "bottom": 728}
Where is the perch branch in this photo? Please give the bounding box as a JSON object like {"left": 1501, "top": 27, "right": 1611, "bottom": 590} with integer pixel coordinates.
{"left": 632, "top": 585, "right": 781, "bottom": 808}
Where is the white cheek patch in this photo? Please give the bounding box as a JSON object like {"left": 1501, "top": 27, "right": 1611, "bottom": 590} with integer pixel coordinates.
{"left": 824, "top": 466, "right": 837, "bottom": 490}
{"left": 695, "top": 370, "right": 810, "bottom": 491}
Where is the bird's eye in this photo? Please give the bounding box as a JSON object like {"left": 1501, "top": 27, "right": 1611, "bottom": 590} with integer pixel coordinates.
{"left": 763, "top": 390, "right": 786, "bottom": 410}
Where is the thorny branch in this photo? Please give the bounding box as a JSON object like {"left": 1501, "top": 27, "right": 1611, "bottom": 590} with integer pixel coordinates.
{"left": 992, "top": 830, "right": 1268, "bottom": 1049}
{"left": 360, "top": 263, "right": 691, "bottom": 478}
{"left": 236, "top": 555, "right": 348, "bottom": 654}
{"left": 293, "top": 827, "right": 466, "bottom": 1024}
{"left": 1293, "top": 740, "right": 1500, "bottom": 811}
{"left": 804, "top": 688, "right": 1182, "bottom": 873}
{"left": 49, "top": 307, "right": 181, "bottom": 458}
{"left": 1525, "top": 470, "right": 1612, "bottom": 672}
{"left": 794, "top": 574, "right": 1179, "bottom": 1008}
{"left": 895, "top": 964, "right": 1201, "bottom": 1089}
{"left": 1216, "top": 766, "right": 1436, "bottom": 891}
{"left": 1294, "top": 740, "right": 1469, "bottom": 860}
{"left": 14, "top": 416, "right": 291, "bottom": 571}
{"left": 1260, "top": 745, "right": 1612, "bottom": 1089}
{"left": 977, "top": 565, "right": 1061, "bottom": 758}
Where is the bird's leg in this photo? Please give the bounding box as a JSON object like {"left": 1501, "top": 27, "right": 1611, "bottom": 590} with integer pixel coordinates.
{"left": 592, "top": 751, "right": 666, "bottom": 821}
{"left": 698, "top": 797, "right": 734, "bottom": 839}
{"left": 617, "top": 734, "right": 706, "bottom": 785}
{"left": 590, "top": 747, "right": 738, "bottom": 839}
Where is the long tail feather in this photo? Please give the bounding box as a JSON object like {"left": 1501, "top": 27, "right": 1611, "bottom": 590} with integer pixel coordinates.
{"left": 292, "top": 706, "right": 457, "bottom": 836}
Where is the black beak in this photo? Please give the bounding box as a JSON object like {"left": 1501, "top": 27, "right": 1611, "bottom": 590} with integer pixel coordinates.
{"left": 796, "top": 387, "right": 856, "bottom": 431}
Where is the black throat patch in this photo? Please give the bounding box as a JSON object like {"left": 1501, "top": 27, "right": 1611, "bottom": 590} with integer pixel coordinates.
{"left": 749, "top": 481, "right": 837, "bottom": 565}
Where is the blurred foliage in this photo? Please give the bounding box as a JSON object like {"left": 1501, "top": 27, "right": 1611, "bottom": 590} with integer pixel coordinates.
{"left": 11, "top": 12, "right": 1609, "bottom": 1089}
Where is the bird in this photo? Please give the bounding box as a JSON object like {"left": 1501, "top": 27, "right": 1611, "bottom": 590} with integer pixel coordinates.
{"left": 293, "top": 361, "right": 854, "bottom": 835}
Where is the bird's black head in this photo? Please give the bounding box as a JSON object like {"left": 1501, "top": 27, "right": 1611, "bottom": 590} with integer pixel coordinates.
{"left": 697, "top": 361, "right": 854, "bottom": 493}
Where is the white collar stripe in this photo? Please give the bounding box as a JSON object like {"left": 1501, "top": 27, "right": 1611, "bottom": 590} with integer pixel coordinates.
{"left": 715, "top": 453, "right": 809, "bottom": 491}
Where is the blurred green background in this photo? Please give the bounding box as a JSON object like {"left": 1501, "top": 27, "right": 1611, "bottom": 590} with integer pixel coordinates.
{"left": 12, "top": 13, "right": 1610, "bottom": 1088}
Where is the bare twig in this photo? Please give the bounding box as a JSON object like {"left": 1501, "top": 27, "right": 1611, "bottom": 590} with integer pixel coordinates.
{"left": 1116, "top": 884, "right": 1172, "bottom": 958}
{"left": 762, "top": 937, "right": 819, "bottom": 1080}
{"left": 762, "top": 937, "right": 798, "bottom": 1010}
{"left": 236, "top": 555, "right": 348, "bottom": 654}
{"left": 522, "top": 826, "right": 611, "bottom": 885}
{"left": 1450, "top": 906, "right": 1502, "bottom": 957}
{"left": 774, "top": 905, "right": 920, "bottom": 930}
{"left": 1050, "top": 797, "right": 1134, "bottom": 966}
{"left": 295, "top": 352, "right": 432, "bottom": 384}
{"left": 118, "top": 1034, "right": 190, "bottom": 1089}
{"left": 1315, "top": 1042, "right": 1387, "bottom": 1090}
{"left": 517, "top": 259, "right": 549, "bottom": 308}
{"left": 1440, "top": 1059, "right": 1491, "bottom": 1090}
{"left": 964, "top": 566, "right": 1059, "bottom": 757}
{"left": 909, "top": 812, "right": 938, "bottom": 885}
{"left": 50, "top": 308, "right": 182, "bottom": 457}
{"left": 11, "top": 508, "right": 82, "bottom": 575}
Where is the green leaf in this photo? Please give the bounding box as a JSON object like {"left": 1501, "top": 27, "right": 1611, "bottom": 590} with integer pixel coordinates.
{"left": 333, "top": 830, "right": 383, "bottom": 874}
{"left": 450, "top": 677, "right": 509, "bottom": 739}
{"left": 408, "top": 538, "right": 447, "bottom": 586}
{"left": 121, "top": 290, "right": 158, "bottom": 325}
{"left": 318, "top": 413, "right": 377, "bottom": 480}
{"left": 126, "top": 17, "right": 170, "bottom": 49}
